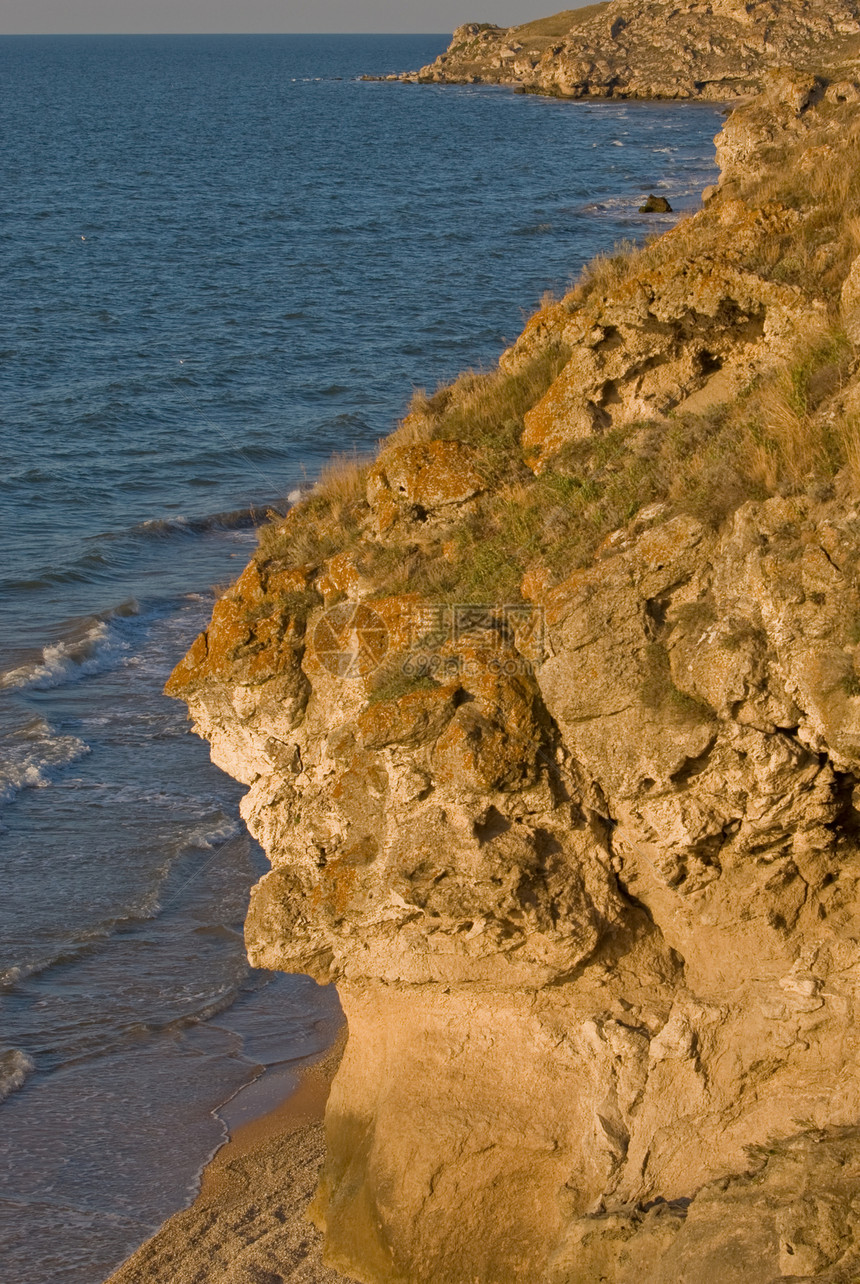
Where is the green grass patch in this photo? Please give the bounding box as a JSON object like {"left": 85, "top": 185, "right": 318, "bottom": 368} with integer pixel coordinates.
{"left": 367, "top": 662, "right": 440, "bottom": 704}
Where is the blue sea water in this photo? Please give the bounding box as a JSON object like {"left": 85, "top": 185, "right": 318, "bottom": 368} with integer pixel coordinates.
{"left": 0, "top": 32, "right": 722, "bottom": 1283}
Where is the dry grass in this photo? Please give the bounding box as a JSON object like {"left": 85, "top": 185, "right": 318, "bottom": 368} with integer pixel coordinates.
{"left": 259, "top": 313, "right": 855, "bottom": 608}
{"left": 514, "top": 4, "right": 609, "bottom": 43}
{"left": 256, "top": 340, "right": 569, "bottom": 593}
{"left": 256, "top": 450, "right": 373, "bottom": 570}
{"left": 367, "top": 658, "right": 439, "bottom": 704}
{"left": 251, "top": 94, "right": 860, "bottom": 616}
{"left": 838, "top": 416, "right": 860, "bottom": 490}
{"left": 736, "top": 111, "right": 860, "bottom": 300}
{"left": 315, "top": 451, "right": 371, "bottom": 507}
{"left": 445, "top": 4, "right": 609, "bottom": 51}
{"left": 745, "top": 327, "right": 851, "bottom": 490}
{"left": 378, "top": 317, "right": 856, "bottom": 603}
{"left": 242, "top": 585, "right": 322, "bottom": 628}
{"left": 566, "top": 239, "right": 644, "bottom": 305}
{"left": 396, "top": 345, "right": 570, "bottom": 483}
{"left": 256, "top": 511, "right": 341, "bottom": 569}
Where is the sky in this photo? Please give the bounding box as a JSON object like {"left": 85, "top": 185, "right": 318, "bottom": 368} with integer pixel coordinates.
{"left": 0, "top": 1, "right": 592, "bottom": 35}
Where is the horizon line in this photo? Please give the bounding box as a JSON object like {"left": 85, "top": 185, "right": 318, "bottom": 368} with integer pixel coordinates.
{"left": 0, "top": 29, "right": 451, "bottom": 36}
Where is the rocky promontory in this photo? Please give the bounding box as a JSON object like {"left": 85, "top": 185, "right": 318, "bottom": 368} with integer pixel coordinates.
{"left": 395, "top": 0, "right": 860, "bottom": 100}
{"left": 163, "top": 38, "right": 860, "bottom": 1284}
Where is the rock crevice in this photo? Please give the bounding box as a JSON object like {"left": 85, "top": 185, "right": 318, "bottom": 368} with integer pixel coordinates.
{"left": 169, "top": 60, "right": 860, "bottom": 1284}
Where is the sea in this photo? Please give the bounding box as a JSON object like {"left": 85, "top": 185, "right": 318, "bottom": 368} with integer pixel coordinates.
{"left": 0, "top": 32, "right": 722, "bottom": 1283}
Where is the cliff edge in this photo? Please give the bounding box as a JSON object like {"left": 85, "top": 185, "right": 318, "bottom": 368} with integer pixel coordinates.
{"left": 167, "top": 64, "right": 860, "bottom": 1284}
{"left": 395, "top": 0, "right": 860, "bottom": 100}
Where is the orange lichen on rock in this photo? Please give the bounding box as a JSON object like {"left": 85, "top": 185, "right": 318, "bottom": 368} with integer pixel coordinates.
{"left": 357, "top": 681, "right": 461, "bottom": 750}
{"left": 367, "top": 439, "right": 484, "bottom": 530}
{"left": 318, "top": 551, "right": 362, "bottom": 602}
{"left": 499, "top": 299, "right": 572, "bottom": 375}
{"left": 164, "top": 629, "right": 209, "bottom": 696}
{"left": 157, "top": 69, "right": 860, "bottom": 1284}
{"left": 166, "top": 560, "right": 314, "bottom": 695}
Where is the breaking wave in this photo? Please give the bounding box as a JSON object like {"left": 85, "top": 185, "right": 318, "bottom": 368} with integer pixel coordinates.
{"left": 129, "top": 505, "right": 267, "bottom": 539}
{"left": 0, "top": 718, "right": 91, "bottom": 807}
{"left": 0, "top": 601, "right": 142, "bottom": 692}
{"left": 0, "top": 1049, "right": 35, "bottom": 1104}
{"left": 187, "top": 816, "right": 244, "bottom": 850}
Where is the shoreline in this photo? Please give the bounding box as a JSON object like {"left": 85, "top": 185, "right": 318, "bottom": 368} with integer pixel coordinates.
{"left": 107, "top": 1027, "right": 349, "bottom": 1284}
{"left": 364, "top": 72, "right": 739, "bottom": 107}
{"left": 160, "top": 25, "right": 860, "bottom": 1275}
{"left": 96, "top": 69, "right": 720, "bottom": 1284}
{"left": 4, "top": 29, "right": 737, "bottom": 1284}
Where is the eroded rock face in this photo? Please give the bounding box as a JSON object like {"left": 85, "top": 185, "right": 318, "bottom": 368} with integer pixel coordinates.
{"left": 366, "top": 440, "right": 484, "bottom": 534}
{"left": 171, "top": 484, "right": 860, "bottom": 1282}
{"left": 403, "top": 0, "right": 860, "bottom": 100}
{"left": 551, "top": 1128, "right": 860, "bottom": 1283}
{"left": 520, "top": 254, "right": 813, "bottom": 469}
{"left": 168, "top": 77, "right": 860, "bottom": 1284}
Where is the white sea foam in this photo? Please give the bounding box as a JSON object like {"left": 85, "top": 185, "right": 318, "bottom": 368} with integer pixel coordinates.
{"left": 0, "top": 720, "right": 91, "bottom": 808}
{"left": 0, "top": 954, "right": 61, "bottom": 989}
{"left": 188, "top": 815, "right": 243, "bottom": 850}
{"left": 0, "top": 1049, "right": 35, "bottom": 1104}
{"left": 0, "top": 601, "right": 140, "bottom": 692}
{"left": 139, "top": 515, "right": 190, "bottom": 533}
{"left": 287, "top": 485, "right": 314, "bottom": 506}
{"left": 1, "top": 623, "right": 112, "bottom": 690}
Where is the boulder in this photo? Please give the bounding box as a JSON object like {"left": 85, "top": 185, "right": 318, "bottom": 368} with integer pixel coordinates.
{"left": 639, "top": 194, "right": 673, "bottom": 213}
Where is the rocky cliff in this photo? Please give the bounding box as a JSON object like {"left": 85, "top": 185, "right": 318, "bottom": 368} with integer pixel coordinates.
{"left": 168, "top": 63, "right": 860, "bottom": 1284}
{"left": 396, "top": 1, "right": 860, "bottom": 100}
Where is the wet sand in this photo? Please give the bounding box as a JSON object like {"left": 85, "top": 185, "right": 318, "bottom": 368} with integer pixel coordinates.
{"left": 108, "top": 1033, "right": 350, "bottom": 1284}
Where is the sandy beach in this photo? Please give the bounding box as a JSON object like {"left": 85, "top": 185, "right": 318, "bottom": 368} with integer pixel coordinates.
{"left": 108, "top": 1034, "right": 349, "bottom": 1284}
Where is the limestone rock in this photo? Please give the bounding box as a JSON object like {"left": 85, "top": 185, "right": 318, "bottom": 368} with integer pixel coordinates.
{"left": 171, "top": 482, "right": 860, "bottom": 1279}
{"left": 366, "top": 439, "right": 484, "bottom": 532}
{"left": 165, "top": 66, "right": 860, "bottom": 1284}
{"left": 402, "top": 0, "right": 860, "bottom": 102}
{"left": 522, "top": 260, "right": 812, "bottom": 469}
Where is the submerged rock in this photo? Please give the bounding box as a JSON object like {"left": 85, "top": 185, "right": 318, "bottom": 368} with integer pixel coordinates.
{"left": 639, "top": 193, "right": 672, "bottom": 212}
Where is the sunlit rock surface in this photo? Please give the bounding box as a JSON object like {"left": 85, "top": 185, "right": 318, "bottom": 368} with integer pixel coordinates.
{"left": 168, "top": 69, "right": 860, "bottom": 1284}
